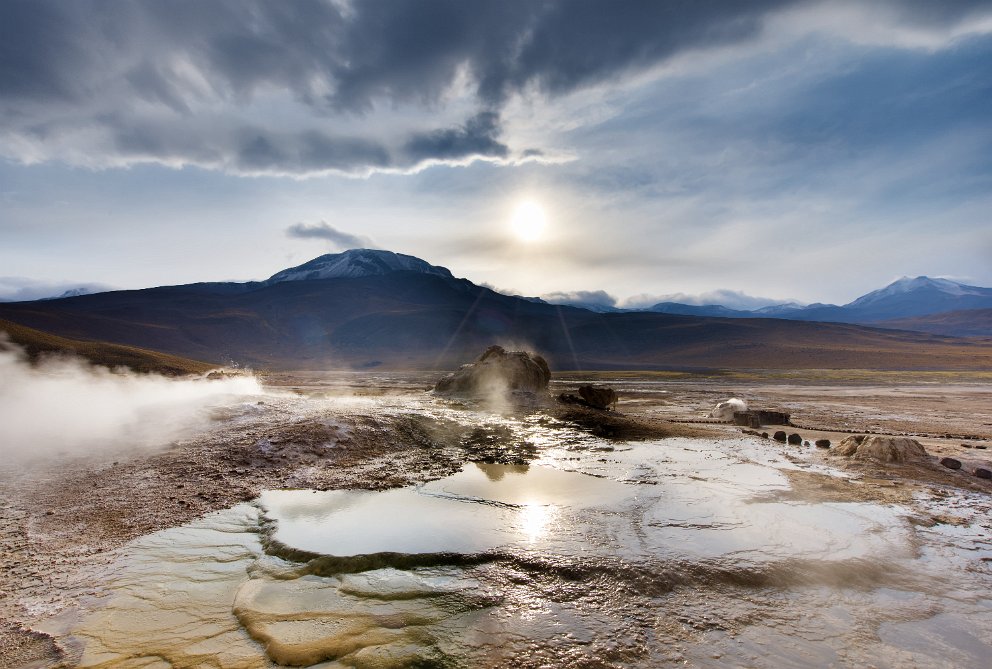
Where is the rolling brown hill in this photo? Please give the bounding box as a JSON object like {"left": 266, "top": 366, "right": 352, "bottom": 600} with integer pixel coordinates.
{"left": 2, "top": 271, "right": 992, "bottom": 371}
{"left": 876, "top": 309, "right": 992, "bottom": 338}
{"left": 0, "top": 318, "right": 217, "bottom": 375}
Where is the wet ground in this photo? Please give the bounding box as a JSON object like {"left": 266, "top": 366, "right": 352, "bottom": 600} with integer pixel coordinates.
{"left": 2, "top": 371, "right": 992, "bottom": 668}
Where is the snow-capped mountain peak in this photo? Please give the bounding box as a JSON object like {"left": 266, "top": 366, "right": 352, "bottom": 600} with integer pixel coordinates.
{"left": 266, "top": 249, "right": 454, "bottom": 284}
{"left": 845, "top": 276, "right": 986, "bottom": 308}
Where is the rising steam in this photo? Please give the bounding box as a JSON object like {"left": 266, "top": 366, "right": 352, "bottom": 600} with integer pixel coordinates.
{"left": 0, "top": 343, "right": 265, "bottom": 460}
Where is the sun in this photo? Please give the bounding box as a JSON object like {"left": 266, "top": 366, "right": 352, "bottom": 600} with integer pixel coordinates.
{"left": 510, "top": 200, "right": 547, "bottom": 242}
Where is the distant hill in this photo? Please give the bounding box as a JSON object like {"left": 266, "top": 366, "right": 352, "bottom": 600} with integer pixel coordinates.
{"left": 612, "top": 276, "right": 992, "bottom": 328}
{"left": 646, "top": 303, "right": 754, "bottom": 318}
{"left": 0, "top": 319, "right": 217, "bottom": 375}
{"left": 2, "top": 250, "right": 991, "bottom": 371}
{"left": 877, "top": 308, "right": 992, "bottom": 338}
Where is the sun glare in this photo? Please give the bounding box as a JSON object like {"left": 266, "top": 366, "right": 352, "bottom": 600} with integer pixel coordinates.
{"left": 510, "top": 200, "right": 547, "bottom": 242}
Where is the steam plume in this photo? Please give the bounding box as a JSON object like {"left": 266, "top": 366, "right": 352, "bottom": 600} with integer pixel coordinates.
{"left": 0, "top": 343, "right": 265, "bottom": 460}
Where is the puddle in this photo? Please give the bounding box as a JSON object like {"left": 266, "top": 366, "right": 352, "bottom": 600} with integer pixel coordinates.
{"left": 260, "top": 463, "right": 635, "bottom": 565}
{"left": 48, "top": 437, "right": 992, "bottom": 668}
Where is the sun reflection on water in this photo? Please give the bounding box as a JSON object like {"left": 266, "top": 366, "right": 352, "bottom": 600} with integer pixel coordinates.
{"left": 519, "top": 502, "right": 558, "bottom": 543}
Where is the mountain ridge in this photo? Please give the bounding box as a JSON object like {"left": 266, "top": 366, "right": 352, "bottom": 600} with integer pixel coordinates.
{"left": 11, "top": 249, "right": 990, "bottom": 331}
{"left": 2, "top": 256, "right": 991, "bottom": 371}
{"left": 632, "top": 276, "right": 992, "bottom": 330}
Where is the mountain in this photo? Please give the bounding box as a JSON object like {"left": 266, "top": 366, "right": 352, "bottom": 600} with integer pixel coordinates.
{"left": 44, "top": 287, "right": 101, "bottom": 300}
{"left": 0, "top": 282, "right": 114, "bottom": 303}
{"left": 628, "top": 277, "right": 992, "bottom": 329}
{"left": 551, "top": 301, "right": 623, "bottom": 314}
{"left": 1, "top": 255, "right": 991, "bottom": 370}
{"left": 266, "top": 249, "right": 453, "bottom": 283}
{"left": 840, "top": 276, "right": 992, "bottom": 320}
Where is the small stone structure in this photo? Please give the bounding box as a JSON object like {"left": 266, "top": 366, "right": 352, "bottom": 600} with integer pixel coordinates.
{"left": 732, "top": 410, "right": 791, "bottom": 428}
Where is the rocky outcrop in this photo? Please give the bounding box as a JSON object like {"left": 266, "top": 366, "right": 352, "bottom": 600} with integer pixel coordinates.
{"left": 434, "top": 345, "right": 550, "bottom": 396}
{"left": 578, "top": 386, "right": 618, "bottom": 410}
{"left": 558, "top": 385, "right": 618, "bottom": 411}
{"left": 834, "top": 435, "right": 929, "bottom": 463}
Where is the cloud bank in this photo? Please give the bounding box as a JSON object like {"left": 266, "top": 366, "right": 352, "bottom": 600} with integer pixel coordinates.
{"left": 0, "top": 277, "right": 114, "bottom": 302}
{"left": 542, "top": 290, "right": 619, "bottom": 310}
{"left": 4, "top": 0, "right": 987, "bottom": 177}
{"left": 623, "top": 289, "right": 802, "bottom": 311}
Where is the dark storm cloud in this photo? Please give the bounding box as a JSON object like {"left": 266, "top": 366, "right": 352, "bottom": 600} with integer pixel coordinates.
{"left": 1, "top": 0, "right": 990, "bottom": 176}
{"left": 404, "top": 112, "right": 508, "bottom": 163}
{"left": 285, "top": 222, "right": 374, "bottom": 250}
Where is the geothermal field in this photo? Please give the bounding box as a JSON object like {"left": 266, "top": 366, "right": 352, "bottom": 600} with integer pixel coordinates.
{"left": 2, "top": 357, "right": 991, "bottom": 668}
{"left": 5, "top": 2, "right": 992, "bottom": 667}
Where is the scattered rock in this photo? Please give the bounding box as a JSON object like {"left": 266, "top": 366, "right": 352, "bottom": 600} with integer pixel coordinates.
{"left": 787, "top": 433, "right": 802, "bottom": 445}
{"left": 434, "top": 345, "right": 550, "bottom": 396}
{"left": 710, "top": 398, "right": 747, "bottom": 421}
{"left": 773, "top": 431, "right": 787, "bottom": 442}
{"left": 939, "top": 457, "right": 962, "bottom": 470}
{"left": 961, "top": 443, "right": 974, "bottom": 448}
{"left": 974, "top": 468, "right": 991, "bottom": 480}
{"left": 834, "top": 435, "right": 928, "bottom": 463}
{"left": 578, "top": 385, "right": 618, "bottom": 410}
{"left": 803, "top": 440, "right": 810, "bottom": 447}
{"left": 815, "top": 439, "right": 831, "bottom": 449}
{"left": 975, "top": 445, "right": 988, "bottom": 450}
{"left": 761, "top": 432, "right": 769, "bottom": 439}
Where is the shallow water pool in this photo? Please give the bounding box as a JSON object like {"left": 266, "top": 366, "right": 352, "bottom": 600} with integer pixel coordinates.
{"left": 47, "top": 436, "right": 992, "bottom": 668}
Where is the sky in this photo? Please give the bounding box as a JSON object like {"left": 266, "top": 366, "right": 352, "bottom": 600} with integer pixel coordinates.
{"left": 1, "top": 0, "right": 991, "bottom": 308}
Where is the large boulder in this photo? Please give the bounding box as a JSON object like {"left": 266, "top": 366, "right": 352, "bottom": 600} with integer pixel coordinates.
{"left": 434, "top": 346, "right": 550, "bottom": 397}
{"left": 578, "top": 385, "right": 618, "bottom": 410}
{"left": 710, "top": 398, "right": 747, "bottom": 421}
{"left": 834, "top": 435, "right": 928, "bottom": 463}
